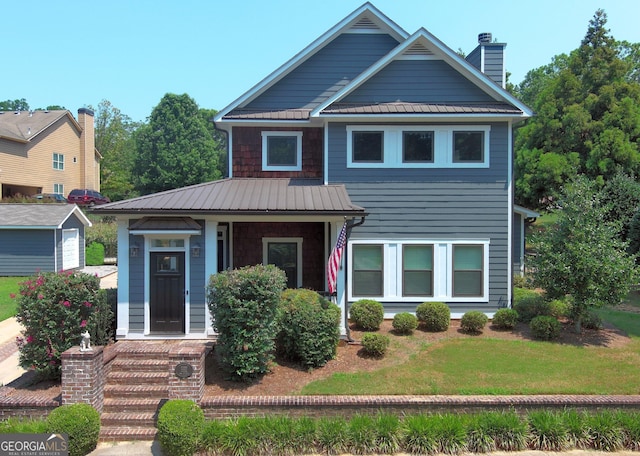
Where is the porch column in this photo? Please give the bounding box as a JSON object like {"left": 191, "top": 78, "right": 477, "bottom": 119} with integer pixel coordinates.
{"left": 205, "top": 221, "right": 218, "bottom": 335}
{"left": 115, "top": 220, "right": 129, "bottom": 338}
{"left": 332, "top": 222, "right": 348, "bottom": 337}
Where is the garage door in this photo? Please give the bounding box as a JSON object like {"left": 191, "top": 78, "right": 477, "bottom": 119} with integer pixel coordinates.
{"left": 62, "top": 229, "right": 79, "bottom": 270}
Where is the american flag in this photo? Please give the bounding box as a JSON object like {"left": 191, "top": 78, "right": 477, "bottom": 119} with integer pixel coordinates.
{"left": 327, "top": 222, "right": 347, "bottom": 294}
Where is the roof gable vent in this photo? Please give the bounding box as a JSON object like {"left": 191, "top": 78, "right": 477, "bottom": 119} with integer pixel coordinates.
{"left": 349, "top": 15, "right": 381, "bottom": 31}
{"left": 403, "top": 41, "right": 435, "bottom": 57}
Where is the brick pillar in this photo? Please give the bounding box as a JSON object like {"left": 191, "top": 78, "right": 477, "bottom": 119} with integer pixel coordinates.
{"left": 167, "top": 344, "right": 208, "bottom": 402}
{"left": 61, "top": 346, "right": 105, "bottom": 412}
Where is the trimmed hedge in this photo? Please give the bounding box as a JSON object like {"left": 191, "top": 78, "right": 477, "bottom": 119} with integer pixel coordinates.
{"left": 514, "top": 295, "right": 551, "bottom": 323}
{"left": 45, "top": 403, "right": 100, "bottom": 456}
{"left": 492, "top": 308, "right": 519, "bottom": 330}
{"left": 276, "top": 289, "right": 341, "bottom": 369}
{"left": 361, "top": 333, "right": 390, "bottom": 357}
{"left": 349, "top": 299, "right": 384, "bottom": 330}
{"left": 530, "top": 315, "right": 562, "bottom": 340}
{"left": 461, "top": 311, "right": 489, "bottom": 334}
{"left": 157, "top": 400, "right": 205, "bottom": 456}
{"left": 416, "top": 301, "right": 450, "bottom": 332}
{"left": 392, "top": 312, "right": 418, "bottom": 335}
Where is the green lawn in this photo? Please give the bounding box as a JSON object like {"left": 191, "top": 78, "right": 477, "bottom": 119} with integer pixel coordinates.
{"left": 0, "top": 277, "right": 26, "bottom": 322}
{"left": 300, "top": 310, "right": 640, "bottom": 396}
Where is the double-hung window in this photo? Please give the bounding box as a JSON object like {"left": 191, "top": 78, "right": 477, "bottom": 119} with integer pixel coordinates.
{"left": 261, "top": 131, "right": 302, "bottom": 171}
{"left": 347, "top": 125, "right": 489, "bottom": 168}
{"left": 53, "top": 153, "right": 64, "bottom": 170}
{"left": 350, "top": 240, "right": 488, "bottom": 302}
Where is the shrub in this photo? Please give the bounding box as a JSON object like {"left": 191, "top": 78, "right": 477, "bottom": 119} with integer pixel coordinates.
{"left": 588, "top": 411, "right": 623, "bottom": 451}
{"left": 403, "top": 415, "right": 438, "bottom": 455}
{"left": 465, "top": 412, "right": 497, "bottom": 453}
{"left": 157, "top": 400, "right": 205, "bottom": 456}
{"left": 207, "top": 264, "right": 286, "bottom": 381}
{"left": 513, "top": 286, "right": 541, "bottom": 303}
{"left": 617, "top": 411, "right": 640, "bottom": 451}
{"left": 347, "top": 414, "right": 378, "bottom": 455}
{"left": 433, "top": 413, "right": 467, "bottom": 454}
{"left": 582, "top": 311, "right": 603, "bottom": 330}
{"left": 374, "top": 413, "right": 401, "bottom": 454}
{"left": 276, "top": 289, "right": 340, "bottom": 369}
{"left": 562, "top": 410, "right": 591, "bottom": 449}
{"left": 316, "top": 416, "right": 349, "bottom": 455}
{"left": 514, "top": 294, "right": 551, "bottom": 323}
{"left": 492, "top": 308, "right": 519, "bottom": 330}
{"left": 416, "top": 301, "right": 450, "bottom": 332}
{"left": 392, "top": 312, "right": 418, "bottom": 334}
{"left": 85, "top": 242, "right": 105, "bottom": 266}
{"left": 0, "top": 417, "right": 47, "bottom": 434}
{"left": 484, "top": 411, "right": 528, "bottom": 451}
{"left": 46, "top": 403, "right": 100, "bottom": 456}
{"left": 349, "top": 299, "right": 384, "bottom": 330}
{"left": 85, "top": 216, "right": 117, "bottom": 258}
{"left": 549, "top": 298, "right": 570, "bottom": 319}
{"left": 361, "top": 333, "right": 390, "bottom": 357}
{"left": 528, "top": 410, "right": 568, "bottom": 451}
{"left": 16, "top": 271, "right": 114, "bottom": 380}
{"left": 460, "top": 311, "right": 488, "bottom": 334}
{"left": 530, "top": 315, "right": 561, "bottom": 340}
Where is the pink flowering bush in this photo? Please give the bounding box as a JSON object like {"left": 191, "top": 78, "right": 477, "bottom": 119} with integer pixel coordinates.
{"left": 15, "top": 271, "right": 114, "bottom": 380}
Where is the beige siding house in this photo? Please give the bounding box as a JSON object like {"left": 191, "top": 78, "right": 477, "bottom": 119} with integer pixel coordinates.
{"left": 0, "top": 108, "right": 100, "bottom": 199}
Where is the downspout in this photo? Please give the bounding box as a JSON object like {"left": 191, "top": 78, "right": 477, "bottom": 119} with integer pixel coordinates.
{"left": 343, "top": 216, "right": 366, "bottom": 343}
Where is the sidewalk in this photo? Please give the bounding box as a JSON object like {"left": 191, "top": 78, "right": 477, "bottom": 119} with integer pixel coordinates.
{"left": 0, "top": 267, "right": 117, "bottom": 386}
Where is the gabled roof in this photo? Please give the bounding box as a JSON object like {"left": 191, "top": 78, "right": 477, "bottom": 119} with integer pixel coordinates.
{"left": 92, "top": 178, "right": 367, "bottom": 216}
{"left": 0, "top": 110, "right": 81, "bottom": 143}
{"left": 0, "top": 204, "right": 92, "bottom": 229}
{"left": 312, "top": 29, "right": 533, "bottom": 119}
{"left": 214, "top": 2, "right": 407, "bottom": 122}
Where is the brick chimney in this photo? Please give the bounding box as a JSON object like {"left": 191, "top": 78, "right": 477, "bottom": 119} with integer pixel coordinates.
{"left": 77, "top": 108, "right": 98, "bottom": 190}
{"left": 465, "top": 33, "right": 507, "bottom": 89}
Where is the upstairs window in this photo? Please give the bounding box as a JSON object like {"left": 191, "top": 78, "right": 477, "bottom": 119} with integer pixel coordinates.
{"left": 453, "top": 131, "right": 484, "bottom": 163}
{"left": 261, "top": 131, "right": 302, "bottom": 171}
{"left": 53, "top": 153, "right": 64, "bottom": 170}
{"left": 347, "top": 125, "right": 490, "bottom": 168}
{"left": 353, "top": 131, "right": 383, "bottom": 163}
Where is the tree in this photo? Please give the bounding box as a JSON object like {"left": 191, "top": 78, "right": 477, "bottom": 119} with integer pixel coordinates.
{"left": 198, "top": 108, "right": 228, "bottom": 178}
{"left": 0, "top": 98, "right": 29, "bottom": 111}
{"left": 530, "top": 176, "right": 638, "bottom": 332}
{"left": 514, "top": 10, "right": 640, "bottom": 210}
{"left": 601, "top": 169, "right": 640, "bottom": 240}
{"left": 93, "top": 100, "right": 140, "bottom": 201}
{"left": 133, "top": 93, "right": 222, "bottom": 194}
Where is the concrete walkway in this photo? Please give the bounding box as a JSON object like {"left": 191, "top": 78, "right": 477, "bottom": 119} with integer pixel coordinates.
{"left": 0, "top": 266, "right": 117, "bottom": 386}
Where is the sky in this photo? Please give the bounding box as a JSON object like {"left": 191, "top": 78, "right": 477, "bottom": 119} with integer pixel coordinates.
{"left": 3, "top": 0, "right": 639, "bottom": 123}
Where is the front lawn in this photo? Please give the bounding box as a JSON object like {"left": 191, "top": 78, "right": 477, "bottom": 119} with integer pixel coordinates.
{"left": 0, "top": 277, "right": 25, "bottom": 322}
{"left": 299, "top": 311, "right": 640, "bottom": 396}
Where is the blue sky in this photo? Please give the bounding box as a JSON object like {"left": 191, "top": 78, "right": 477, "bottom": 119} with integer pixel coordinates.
{"left": 4, "top": 0, "right": 639, "bottom": 122}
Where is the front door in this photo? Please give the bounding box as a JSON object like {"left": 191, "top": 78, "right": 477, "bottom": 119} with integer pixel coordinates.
{"left": 150, "top": 252, "right": 185, "bottom": 333}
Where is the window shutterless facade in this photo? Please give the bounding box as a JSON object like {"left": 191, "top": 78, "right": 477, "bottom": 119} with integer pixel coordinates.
{"left": 347, "top": 125, "right": 490, "bottom": 168}
{"left": 261, "top": 131, "right": 302, "bottom": 171}
{"left": 349, "top": 240, "right": 489, "bottom": 302}
{"left": 54, "top": 183, "right": 64, "bottom": 195}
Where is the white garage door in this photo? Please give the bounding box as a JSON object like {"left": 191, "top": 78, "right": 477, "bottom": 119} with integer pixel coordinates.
{"left": 62, "top": 229, "right": 80, "bottom": 270}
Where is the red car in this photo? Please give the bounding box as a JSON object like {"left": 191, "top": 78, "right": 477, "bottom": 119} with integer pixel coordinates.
{"left": 67, "top": 189, "right": 110, "bottom": 206}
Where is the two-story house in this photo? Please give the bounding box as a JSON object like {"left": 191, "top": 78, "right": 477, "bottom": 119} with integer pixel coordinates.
{"left": 0, "top": 108, "right": 100, "bottom": 199}
{"left": 94, "top": 3, "right": 532, "bottom": 340}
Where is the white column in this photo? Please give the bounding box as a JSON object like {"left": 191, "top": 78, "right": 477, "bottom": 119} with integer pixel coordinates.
{"left": 115, "top": 220, "right": 129, "bottom": 338}
{"left": 205, "top": 221, "right": 218, "bottom": 335}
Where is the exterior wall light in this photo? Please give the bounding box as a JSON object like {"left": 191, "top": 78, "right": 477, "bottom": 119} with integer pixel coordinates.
{"left": 129, "top": 242, "right": 140, "bottom": 257}
{"left": 191, "top": 243, "right": 201, "bottom": 258}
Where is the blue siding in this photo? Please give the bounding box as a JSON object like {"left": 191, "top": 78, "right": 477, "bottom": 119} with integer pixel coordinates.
{"left": 0, "top": 229, "right": 55, "bottom": 276}
{"left": 129, "top": 233, "right": 145, "bottom": 331}
{"left": 482, "top": 45, "right": 505, "bottom": 87}
{"left": 246, "top": 33, "right": 400, "bottom": 110}
{"left": 189, "top": 226, "right": 206, "bottom": 332}
{"left": 342, "top": 60, "right": 495, "bottom": 104}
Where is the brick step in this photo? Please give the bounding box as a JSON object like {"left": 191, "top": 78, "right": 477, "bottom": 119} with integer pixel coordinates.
{"left": 109, "top": 358, "right": 169, "bottom": 372}
{"left": 107, "top": 371, "right": 169, "bottom": 385}
{"left": 99, "top": 426, "right": 157, "bottom": 442}
{"left": 101, "top": 412, "right": 158, "bottom": 427}
{"left": 104, "top": 384, "right": 168, "bottom": 399}
{"left": 103, "top": 398, "right": 165, "bottom": 413}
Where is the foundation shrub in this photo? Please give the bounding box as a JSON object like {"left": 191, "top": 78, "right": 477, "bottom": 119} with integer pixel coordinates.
{"left": 416, "top": 301, "right": 450, "bottom": 332}
{"left": 514, "top": 294, "right": 551, "bottom": 323}
{"left": 549, "top": 297, "right": 571, "bottom": 318}
{"left": 157, "top": 400, "right": 204, "bottom": 456}
{"left": 15, "top": 271, "right": 113, "bottom": 380}
{"left": 349, "top": 299, "right": 384, "bottom": 330}
{"left": 361, "top": 333, "right": 390, "bottom": 357}
{"left": 491, "top": 308, "right": 519, "bottom": 330}
{"left": 392, "top": 312, "right": 418, "bottom": 334}
{"left": 276, "top": 288, "right": 340, "bottom": 369}
{"left": 461, "top": 311, "right": 489, "bottom": 334}
{"left": 206, "top": 264, "right": 286, "bottom": 381}
{"left": 46, "top": 403, "right": 100, "bottom": 456}
{"left": 513, "top": 286, "right": 541, "bottom": 302}
{"left": 530, "top": 315, "right": 562, "bottom": 340}
{"left": 581, "top": 310, "right": 604, "bottom": 330}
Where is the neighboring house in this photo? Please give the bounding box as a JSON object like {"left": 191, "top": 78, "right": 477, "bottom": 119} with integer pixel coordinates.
{"left": 93, "top": 2, "right": 533, "bottom": 340}
{"left": 0, "top": 204, "right": 91, "bottom": 276}
{"left": 0, "top": 108, "right": 100, "bottom": 199}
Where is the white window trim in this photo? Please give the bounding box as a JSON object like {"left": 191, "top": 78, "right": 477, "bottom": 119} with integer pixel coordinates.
{"left": 262, "top": 237, "right": 303, "bottom": 287}
{"left": 53, "top": 152, "right": 64, "bottom": 170}
{"left": 261, "top": 131, "right": 303, "bottom": 171}
{"left": 348, "top": 239, "right": 490, "bottom": 303}
{"left": 54, "top": 183, "right": 64, "bottom": 195}
{"left": 347, "top": 125, "right": 490, "bottom": 168}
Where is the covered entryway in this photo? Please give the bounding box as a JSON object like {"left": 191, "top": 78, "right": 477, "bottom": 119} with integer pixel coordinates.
{"left": 150, "top": 252, "right": 185, "bottom": 333}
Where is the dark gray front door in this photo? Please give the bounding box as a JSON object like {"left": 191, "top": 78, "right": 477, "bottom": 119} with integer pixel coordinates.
{"left": 150, "top": 252, "right": 185, "bottom": 333}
